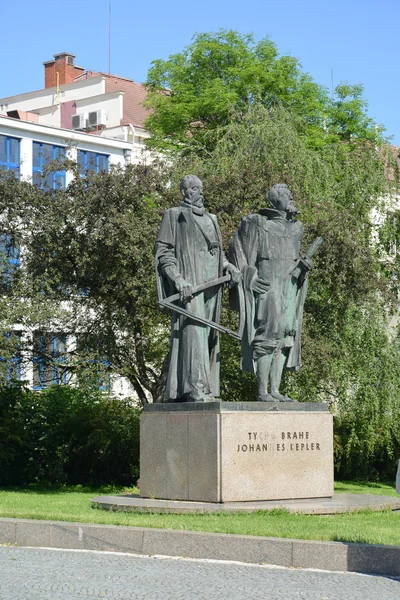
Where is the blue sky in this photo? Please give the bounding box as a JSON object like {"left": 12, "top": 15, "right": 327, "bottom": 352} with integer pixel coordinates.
{"left": 1, "top": 0, "right": 398, "bottom": 144}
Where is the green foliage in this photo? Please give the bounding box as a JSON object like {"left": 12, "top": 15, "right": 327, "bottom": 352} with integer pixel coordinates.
{"left": 327, "top": 83, "right": 378, "bottom": 143}
{"left": 1, "top": 103, "right": 398, "bottom": 478}
{"left": 144, "top": 30, "right": 382, "bottom": 154}
{"left": 169, "top": 103, "right": 400, "bottom": 479}
{"left": 331, "top": 307, "right": 400, "bottom": 480}
{"left": 0, "top": 383, "right": 140, "bottom": 486}
{"left": 0, "top": 172, "right": 67, "bottom": 382}
{"left": 0, "top": 161, "right": 176, "bottom": 402}
{"left": 1, "top": 31, "right": 399, "bottom": 481}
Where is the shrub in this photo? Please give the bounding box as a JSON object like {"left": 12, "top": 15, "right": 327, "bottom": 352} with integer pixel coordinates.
{"left": 0, "top": 383, "right": 141, "bottom": 486}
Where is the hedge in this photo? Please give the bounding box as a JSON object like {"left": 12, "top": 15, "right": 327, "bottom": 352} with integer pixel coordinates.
{"left": 0, "top": 383, "right": 140, "bottom": 486}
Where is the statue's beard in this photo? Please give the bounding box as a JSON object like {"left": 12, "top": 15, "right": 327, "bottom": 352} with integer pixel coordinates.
{"left": 192, "top": 195, "right": 204, "bottom": 208}
{"left": 287, "top": 202, "right": 300, "bottom": 216}
{"left": 181, "top": 194, "right": 205, "bottom": 215}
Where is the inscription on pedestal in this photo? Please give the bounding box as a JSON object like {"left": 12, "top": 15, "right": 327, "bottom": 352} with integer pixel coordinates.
{"left": 237, "top": 430, "right": 321, "bottom": 453}
{"left": 220, "top": 412, "right": 333, "bottom": 502}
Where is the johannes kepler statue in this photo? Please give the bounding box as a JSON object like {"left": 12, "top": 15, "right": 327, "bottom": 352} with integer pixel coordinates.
{"left": 155, "top": 175, "right": 240, "bottom": 403}
{"left": 229, "top": 184, "right": 322, "bottom": 402}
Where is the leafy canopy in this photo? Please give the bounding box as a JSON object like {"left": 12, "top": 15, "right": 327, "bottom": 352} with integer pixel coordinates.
{"left": 170, "top": 103, "right": 399, "bottom": 479}
{"left": 0, "top": 161, "right": 175, "bottom": 403}
{"left": 1, "top": 30, "right": 399, "bottom": 480}
{"left": 145, "top": 29, "right": 382, "bottom": 153}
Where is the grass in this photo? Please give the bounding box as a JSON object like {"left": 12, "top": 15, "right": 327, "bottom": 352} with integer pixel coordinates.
{"left": 0, "top": 481, "right": 399, "bottom": 547}
{"left": 334, "top": 480, "right": 398, "bottom": 496}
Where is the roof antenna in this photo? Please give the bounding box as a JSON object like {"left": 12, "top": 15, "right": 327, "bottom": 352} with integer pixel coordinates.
{"left": 108, "top": 2, "right": 111, "bottom": 75}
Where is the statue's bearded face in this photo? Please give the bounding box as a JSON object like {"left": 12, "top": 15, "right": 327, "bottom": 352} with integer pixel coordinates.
{"left": 270, "top": 185, "right": 297, "bottom": 214}
{"left": 184, "top": 182, "right": 203, "bottom": 206}
{"left": 275, "top": 186, "right": 292, "bottom": 210}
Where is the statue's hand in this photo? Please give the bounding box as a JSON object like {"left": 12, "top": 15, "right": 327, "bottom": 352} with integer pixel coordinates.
{"left": 302, "top": 256, "right": 313, "bottom": 271}
{"left": 251, "top": 277, "right": 270, "bottom": 294}
{"left": 176, "top": 278, "right": 193, "bottom": 304}
{"left": 225, "top": 263, "right": 241, "bottom": 287}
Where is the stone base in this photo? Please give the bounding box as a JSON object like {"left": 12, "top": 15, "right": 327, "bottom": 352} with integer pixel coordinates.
{"left": 140, "top": 402, "right": 334, "bottom": 503}
{"left": 91, "top": 493, "right": 400, "bottom": 515}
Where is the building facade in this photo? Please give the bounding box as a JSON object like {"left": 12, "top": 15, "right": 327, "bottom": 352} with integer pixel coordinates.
{"left": 0, "top": 52, "right": 153, "bottom": 397}
{"left": 0, "top": 51, "right": 152, "bottom": 164}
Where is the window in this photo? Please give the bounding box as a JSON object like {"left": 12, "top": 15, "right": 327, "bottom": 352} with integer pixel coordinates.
{"left": 76, "top": 333, "right": 111, "bottom": 391}
{"left": 77, "top": 150, "right": 108, "bottom": 175}
{"left": 0, "top": 331, "right": 22, "bottom": 381}
{"left": 0, "top": 135, "right": 20, "bottom": 177}
{"left": 33, "top": 332, "right": 68, "bottom": 389}
{"left": 381, "top": 211, "right": 400, "bottom": 257}
{"left": 32, "top": 142, "right": 66, "bottom": 190}
{"left": 0, "top": 234, "right": 20, "bottom": 286}
{"left": 98, "top": 359, "right": 111, "bottom": 392}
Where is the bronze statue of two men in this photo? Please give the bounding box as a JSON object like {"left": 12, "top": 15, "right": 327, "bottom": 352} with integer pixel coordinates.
{"left": 155, "top": 176, "right": 321, "bottom": 403}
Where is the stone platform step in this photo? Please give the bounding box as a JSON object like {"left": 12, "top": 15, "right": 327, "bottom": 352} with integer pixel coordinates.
{"left": 91, "top": 493, "right": 400, "bottom": 515}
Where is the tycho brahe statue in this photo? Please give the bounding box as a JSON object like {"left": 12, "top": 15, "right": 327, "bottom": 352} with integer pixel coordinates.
{"left": 229, "top": 184, "right": 322, "bottom": 402}
{"left": 155, "top": 175, "right": 240, "bottom": 402}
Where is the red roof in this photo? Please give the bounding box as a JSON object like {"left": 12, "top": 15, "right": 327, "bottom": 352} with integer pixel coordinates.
{"left": 105, "top": 76, "right": 149, "bottom": 128}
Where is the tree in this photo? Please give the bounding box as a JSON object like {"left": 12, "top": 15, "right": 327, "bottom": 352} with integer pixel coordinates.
{"left": 2, "top": 31, "right": 399, "bottom": 479}
{"left": 0, "top": 162, "right": 176, "bottom": 403}
{"left": 168, "top": 103, "right": 400, "bottom": 478}
{"left": 0, "top": 172, "right": 68, "bottom": 384}
{"left": 144, "top": 30, "right": 381, "bottom": 154}
{"left": 144, "top": 29, "right": 399, "bottom": 478}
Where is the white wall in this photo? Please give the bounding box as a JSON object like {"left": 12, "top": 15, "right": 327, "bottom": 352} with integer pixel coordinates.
{"left": 370, "top": 193, "right": 400, "bottom": 248}
{"left": 1, "top": 116, "right": 138, "bottom": 398}
{"left": 30, "top": 105, "right": 60, "bottom": 127}
{"left": 0, "top": 77, "right": 105, "bottom": 115}
{"left": 0, "top": 77, "right": 152, "bottom": 163}
{"left": 75, "top": 91, "right": 124, "bottom": 129}
{"left": 0, "top": 116, "right": 131, "bottom": 182}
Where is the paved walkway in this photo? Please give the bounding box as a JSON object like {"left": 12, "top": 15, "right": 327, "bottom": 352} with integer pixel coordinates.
{"left": 0, "top": 547, "right": 399, "bottom": 600}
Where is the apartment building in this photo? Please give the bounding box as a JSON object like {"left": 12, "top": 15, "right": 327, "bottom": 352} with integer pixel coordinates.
{"left": 0, "top": 51, "right": 153, "bottom": 180}
{"left": 0, "top": 51, "right": 151, "bottom": 148}
{"left": 0, "top": 52, "right": 153, "bottom": 396}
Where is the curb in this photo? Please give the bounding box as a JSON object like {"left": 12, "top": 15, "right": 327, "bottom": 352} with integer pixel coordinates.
{"left": 1, "top": 517, "right": 399, "bottom": 577}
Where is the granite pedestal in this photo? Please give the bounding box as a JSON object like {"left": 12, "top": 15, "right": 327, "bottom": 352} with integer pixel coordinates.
{"left": 140, "top": 402, "right": 334, "bottom": 503}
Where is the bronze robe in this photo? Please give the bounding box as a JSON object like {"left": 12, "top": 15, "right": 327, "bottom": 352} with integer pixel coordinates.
{"left": 229, "top": 210, "right": 308, "bottom": 374}
{"left": 155, "top": 206, "right": 225, "bottom": 401}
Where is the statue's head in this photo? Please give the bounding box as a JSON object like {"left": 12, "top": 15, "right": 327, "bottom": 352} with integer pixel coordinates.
{"left": 268, "top": 184, "right": 298, "bottom": 215}
{"left": 180, "top": 175, "right": 203, "bottom": 206}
